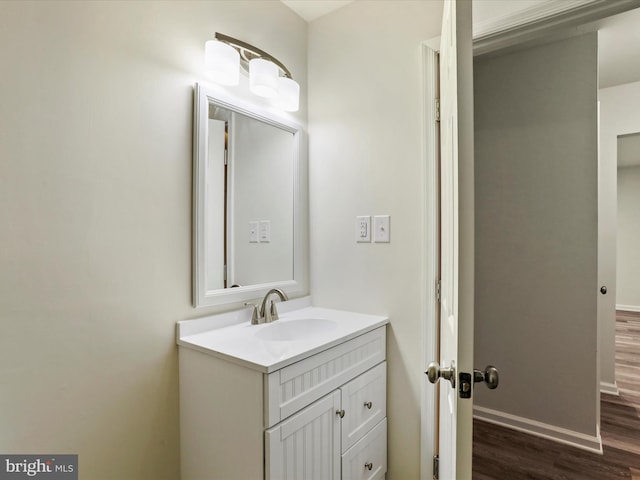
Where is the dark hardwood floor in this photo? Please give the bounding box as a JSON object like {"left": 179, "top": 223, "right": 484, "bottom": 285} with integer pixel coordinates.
{"left": 472, "top": 310, "right": 640, "bottom": 480}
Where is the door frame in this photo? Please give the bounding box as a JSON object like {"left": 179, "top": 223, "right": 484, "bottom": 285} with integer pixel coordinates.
{"left": 420, "top": 39, "right": 440, "bottom": 480}
{"left": 420, "top": 1, "right": 640, "bottom": 479}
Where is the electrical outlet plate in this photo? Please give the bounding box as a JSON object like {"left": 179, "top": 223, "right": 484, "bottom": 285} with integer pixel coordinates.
{"left": 259, "top": 220, "right": 271, "bottom": 243}
{"left": 373, "top": 215, "right": 390, "bottom": 243}
{"left": 356, "top": 216, "right": 371, "bottom": 243}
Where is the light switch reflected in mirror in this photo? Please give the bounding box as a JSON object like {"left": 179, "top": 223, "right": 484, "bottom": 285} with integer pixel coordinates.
{"left": 207, "top": 104, "right": 294, "bottom": 288}
{"left": 193, "top": 83, "right": 307, "bottom": 307}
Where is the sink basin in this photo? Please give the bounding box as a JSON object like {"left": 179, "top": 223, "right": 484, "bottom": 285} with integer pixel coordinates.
{"left": 254, "top": 318, "right": 338, "bottom": 342}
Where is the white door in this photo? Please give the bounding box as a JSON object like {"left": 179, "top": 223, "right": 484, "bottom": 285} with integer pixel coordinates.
{"left": 428, "top": 1, "right": 475, "bottom": 478}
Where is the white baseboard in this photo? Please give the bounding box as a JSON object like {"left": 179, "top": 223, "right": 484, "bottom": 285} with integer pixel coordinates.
{"left": 600, "top": 381, "right": 620, "bottom": 396}
{"left": 474, "top": 406, "right": 603, "bottom": 454}
{"left": 616, "top": 304, "right": 640, "bottom": 313}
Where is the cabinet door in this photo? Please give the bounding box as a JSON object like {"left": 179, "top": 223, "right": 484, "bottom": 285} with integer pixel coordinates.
{"left": 342, "top": 418, "right": 387, "bottom": 480}
{"left": 341, "top": 362, "right": 386, "bottom": 452}
{"left": 266, "top": 391, "right": 341, "bottom": 480}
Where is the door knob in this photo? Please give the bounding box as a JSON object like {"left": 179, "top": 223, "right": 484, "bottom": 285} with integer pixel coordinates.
{"left": 600, "top": 286, "right": 607, "bottom": 295}
{"left": 473, "top": 365, "right": 499, "bottom": 389}
{"left": 426, "top": 361, "right": 456, "bottom": 388}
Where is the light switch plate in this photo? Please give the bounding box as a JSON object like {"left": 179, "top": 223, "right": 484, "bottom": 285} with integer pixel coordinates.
{"left": 249, "top": 221, "right": 259, "bottom": 243}
{"left": 356, "top": 216, "right": 371, "bottom": 243}
{"left": 373, "top": 215, "right": 390, "bottom": 243}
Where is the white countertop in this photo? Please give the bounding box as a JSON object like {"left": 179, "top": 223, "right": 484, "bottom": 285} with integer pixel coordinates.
{"left": 177, "top": 298, "right": 389, "bottom": 373}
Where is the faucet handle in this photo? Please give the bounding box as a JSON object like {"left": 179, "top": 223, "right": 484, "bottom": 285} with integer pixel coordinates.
{"left": 244, "top": 302, "right": 261, "bottom": 325}
{"left": 270, "top": 300, "right": 279, "bottom": 321}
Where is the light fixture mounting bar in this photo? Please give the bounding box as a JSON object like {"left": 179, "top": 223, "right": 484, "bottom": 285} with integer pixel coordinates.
{"left": 214, "top": 32, "right": 292, "bottom": 79}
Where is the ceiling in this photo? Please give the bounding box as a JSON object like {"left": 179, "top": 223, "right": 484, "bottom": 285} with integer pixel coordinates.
{"left": 595, "top": 7, "right": 640, "bottom": 89}
{"left": 281, "top": 1, "right": 640, "bottom": 89}
{"left": 280, "top": 0, "right": 353, "bottom": 22}
{"left": 618, "top": 133, "right": 640, "bottom": 167}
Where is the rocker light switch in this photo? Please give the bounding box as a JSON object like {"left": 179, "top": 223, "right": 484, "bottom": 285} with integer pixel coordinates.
{"left": 249, "top": 221, "right": 259, "bottom": 243}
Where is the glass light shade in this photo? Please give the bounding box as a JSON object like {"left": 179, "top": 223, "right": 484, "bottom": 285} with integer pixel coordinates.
{"left": 275, "top": 77, "right": 300, "bottom": 112}
{"left": 249, "top": 58, "right": 279, "bottom": 98}
{"left": 205, "top": 40, "right": 240, "bottom": 86}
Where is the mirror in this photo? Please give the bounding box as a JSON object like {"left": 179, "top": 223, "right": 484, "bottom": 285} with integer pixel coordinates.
{"left": 193, "top": 83, "right": 307, "bottom": 307}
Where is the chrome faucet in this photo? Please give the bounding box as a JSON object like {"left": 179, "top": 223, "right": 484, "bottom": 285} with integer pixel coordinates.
{"left": 259, "top": 288, "right": 289, "bottom": 324}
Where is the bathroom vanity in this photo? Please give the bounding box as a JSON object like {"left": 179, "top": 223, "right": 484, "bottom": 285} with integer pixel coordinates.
{"left": 177, "top": 298, "right": 388, "bottom": 480}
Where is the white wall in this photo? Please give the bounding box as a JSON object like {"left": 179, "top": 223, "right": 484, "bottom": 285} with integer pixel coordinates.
{"left": 231, "top": 113, "right": 294, "bottom": 286}
{"left": 474, "top": 34, "right": 599, "bottom": 440}
{"left": 308, "top": 2, "right": 443, "bottom": 478}
{"left": 617, "top": 165, "right": 640, "bottom": 309}
{"left": 599, "top": 80, "right": 640, "bottom": 387}
{"left": 0, "top": 2, "right": 307, "bottom": 478}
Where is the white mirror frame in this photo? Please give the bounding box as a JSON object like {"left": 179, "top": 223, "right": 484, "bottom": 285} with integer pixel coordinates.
{"left": 192, "top": 83, "right": 307, "bottom": 307}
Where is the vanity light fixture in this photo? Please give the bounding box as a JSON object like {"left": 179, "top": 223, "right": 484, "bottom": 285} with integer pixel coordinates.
{"left": 205, "top": 33, "right": 300, "bottom": 112}
{"left": 275, "top": 76, "right": 300, "bottom": 112}
{"left": 249, "top": 58, "right": 279, "bottom": 98}
{"left": 204, "top": 39, "right": 240, "bottom": 85}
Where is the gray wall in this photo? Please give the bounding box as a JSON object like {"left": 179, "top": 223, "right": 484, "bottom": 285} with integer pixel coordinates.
{"left": 0, "top": 2, "right": 307, "bottom": 478}
{"left": 474, "top": 33, "right": 599, "bottom": 437}
{"left": 617, "top": 165, "right": 640, "bottom": 309}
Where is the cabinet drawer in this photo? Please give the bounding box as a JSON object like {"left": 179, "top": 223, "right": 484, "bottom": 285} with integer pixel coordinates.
{"left": 341, "top": 418, "right": 387, "bottom": 480}
{"left": 341, "top": 362, "right": 386, "bottom": 452}
{"left": 265, "top": 327, "right": 386, "bottom": 428}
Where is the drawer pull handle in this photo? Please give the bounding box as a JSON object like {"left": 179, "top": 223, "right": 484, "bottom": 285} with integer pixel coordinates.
{"left": 364, "top": 401, "right": 373, "bottom": 409}
{"left": 364, "top": 462, "right": 373, "bottom": 471}
{"left": 336, "top": 409, "right": 345, "bottom": 418}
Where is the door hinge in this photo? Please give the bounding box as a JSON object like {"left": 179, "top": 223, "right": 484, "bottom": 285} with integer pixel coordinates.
{"left": 224, "top": 121, "right": 229, "bottom": 165}
{"left": 435, "top": 98, "right": 441, "bottom": 122}
{"left": 436, "top": 279, "right": 441, "bottom": 303}
{"left": 433, "top": 455, "right": 439, "bottom": 480}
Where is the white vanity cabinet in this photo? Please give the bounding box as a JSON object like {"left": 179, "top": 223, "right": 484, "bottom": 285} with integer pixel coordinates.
{"left": 179, "top": 323, "right": 387, "bottom": 480}
{"left": 265, "top": 361, "right": 387, "bottom": 480}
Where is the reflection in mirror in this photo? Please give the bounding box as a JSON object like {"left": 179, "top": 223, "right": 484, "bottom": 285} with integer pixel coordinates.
{"left": 193, "top": 83, "right": 306, "bottom": 307}
{"left": 207, "top": 105, "right": 294, "bottom": 289}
